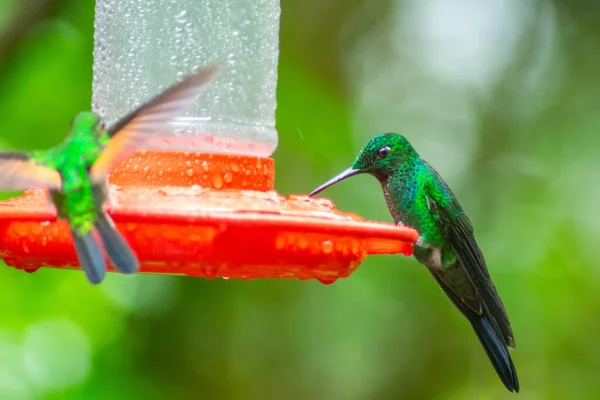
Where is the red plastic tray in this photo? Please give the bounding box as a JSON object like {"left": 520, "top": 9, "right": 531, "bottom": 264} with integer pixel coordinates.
{"left": 0, "top": 151, "right": 418, "bottom": 284}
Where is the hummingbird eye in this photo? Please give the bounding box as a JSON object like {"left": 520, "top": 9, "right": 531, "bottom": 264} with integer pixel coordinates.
{"left": 377, "top": 146, "right": 391, "bottom": 159}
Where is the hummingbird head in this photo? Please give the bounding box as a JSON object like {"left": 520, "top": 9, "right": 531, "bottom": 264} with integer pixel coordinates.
{"left": 309, "top": 133, "right": 417, "bottom": 197}
{"left": 70, "top": 112, "right": 105, "bottom": 140}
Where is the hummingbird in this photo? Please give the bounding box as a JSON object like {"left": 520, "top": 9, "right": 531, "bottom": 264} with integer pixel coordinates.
{"left": 0, "top": 65, "right": 218, "bottom": 285}
{"left": 309, "top": 133, "right": 519, "bottom": 392}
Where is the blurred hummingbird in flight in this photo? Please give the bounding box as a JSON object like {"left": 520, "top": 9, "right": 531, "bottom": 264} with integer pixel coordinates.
{"left": 0, "top": 65, "right": 217, "bottom": 285}
{"left": 309, "top": 133, "right": 519, "bottom": 392}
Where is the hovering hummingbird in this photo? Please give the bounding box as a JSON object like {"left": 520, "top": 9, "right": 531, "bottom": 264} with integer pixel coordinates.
{"left": 309, "top": 133, "right": 519, "bottom": 392}
{"left": 0, "top": 65, "right": 218, "bottom": 284}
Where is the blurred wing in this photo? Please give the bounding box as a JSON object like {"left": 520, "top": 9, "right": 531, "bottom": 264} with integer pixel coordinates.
{"left": 0, "top": 152, "right": 61, "bottom": 190}
{"left": 90, "top": 65, "right": 218, "bottom": 182}
{"left": 424, "top": 162, "right": 515, "bottom": 347}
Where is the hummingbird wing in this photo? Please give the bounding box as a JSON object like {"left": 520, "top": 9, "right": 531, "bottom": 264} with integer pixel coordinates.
{"left": 427, "top": 269, "right": 519, "bottom": 392}
{"left": 0, "top": 152, "right": 61, "bottom": 190}
{"left": 89, "top": 65, "right": 218, "bottom": 182}
{"left": 424, "top": 162, "right": 515, "bottom": 349}
{"left": 89, "top": 181, "right": 139, "bottom": 274}
{"left": 95, "top": 211, "right": 139, "bottom": 274}
{"left": 71, "top": 229, "right": 106, "bottom": 284}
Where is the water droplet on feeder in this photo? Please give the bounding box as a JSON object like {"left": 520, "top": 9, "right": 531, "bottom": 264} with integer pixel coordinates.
{"left": 322, "top": 240, "right": 333, "bottom": 254}
{"left": 275, "top": 235, "right": 285, "bottom": 250}
{"left": 202, "top": 266, "right": 218, "bottom": 278}
{"left": 212, "top": 173, "right": 223, "bottom": 189}
{"left": 204, "top": 135, "right": 215, "bottom": 144}
{"left": 297, "top": 236, "right": 308, "bottom": 250}
{"left": 351, "top": 240, "right": 360, "bottom": 255}
{"left": 15, "top": 223, "right": 28, "bottom": 237}
{"left": 316, "top": 276, "right": 337, "bottom": 285}
{"left": 223, "top": 172, "right": 233, "bottom": 183}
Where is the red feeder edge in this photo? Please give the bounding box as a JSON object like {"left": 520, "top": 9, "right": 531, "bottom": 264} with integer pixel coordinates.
{"left": 0, "top": 143, "right": 418, "bottom": 284}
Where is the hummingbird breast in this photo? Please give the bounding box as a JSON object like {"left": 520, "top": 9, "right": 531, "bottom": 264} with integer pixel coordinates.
{"left": 381, "top": 167, "right": 446, "bottom": 249}
{"left": 53, "top": 166, "right": 99, "bottom": 235}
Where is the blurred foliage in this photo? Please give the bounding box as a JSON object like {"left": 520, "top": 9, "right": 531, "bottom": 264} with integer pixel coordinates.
{"left": 0, "top": 0, "right": 599, "bottom": 399}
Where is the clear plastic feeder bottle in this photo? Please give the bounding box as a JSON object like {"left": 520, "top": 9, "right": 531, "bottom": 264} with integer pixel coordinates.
{"left": 93, "top": 0, "right": 280, "bottom": 158}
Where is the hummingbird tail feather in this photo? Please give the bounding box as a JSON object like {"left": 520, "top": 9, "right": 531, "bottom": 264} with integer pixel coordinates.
{"left": 95, "top": 212, "right": 139, "bottom": 274}
{"left": 71, "top": 230, "right": 106, "bottom": 284}
{"left": 469, "top": 313, "right": 520, "bottom": 393}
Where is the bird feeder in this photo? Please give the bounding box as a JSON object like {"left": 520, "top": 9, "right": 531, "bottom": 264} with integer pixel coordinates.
{"left": 0, "top": 0, "right": 418, "bottom": 283}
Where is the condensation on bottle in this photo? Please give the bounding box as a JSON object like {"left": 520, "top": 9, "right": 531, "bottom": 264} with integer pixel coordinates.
{"left": 92, "top": 0, "right": 280, "bottom": 157}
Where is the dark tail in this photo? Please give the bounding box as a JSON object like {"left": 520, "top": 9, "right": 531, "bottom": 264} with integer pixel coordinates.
{"left": 95, "top": 212, "right": 139, "bottom": 275}
{"left": 468, "top": 313, "right": 520, "bottom": 393}
{"left": 71, "top": 230, "right": 106, "bottom": 284}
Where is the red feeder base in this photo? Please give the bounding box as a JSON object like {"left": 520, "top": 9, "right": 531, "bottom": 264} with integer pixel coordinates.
{"left": 0, "top": 150, "right": 418, "bottom": 284}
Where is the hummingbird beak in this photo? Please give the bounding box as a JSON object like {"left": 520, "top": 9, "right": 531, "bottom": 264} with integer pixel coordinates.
{"left": 308, "top": 168, "right": 362, "bottom": 197}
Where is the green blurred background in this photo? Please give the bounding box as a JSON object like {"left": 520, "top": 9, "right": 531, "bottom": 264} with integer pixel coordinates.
{"left": 1, "top": 0, "right": 599, "bottom": 399}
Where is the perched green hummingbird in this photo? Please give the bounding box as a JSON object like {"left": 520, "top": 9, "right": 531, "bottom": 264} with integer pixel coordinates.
{"left": 0, "top": 65, "right": 217, "bottom": 284}
{"left": 309, "top": 133, "right": 519, "bottom": 392}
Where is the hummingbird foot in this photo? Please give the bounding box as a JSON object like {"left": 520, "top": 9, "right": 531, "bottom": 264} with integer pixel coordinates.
{"left": 416, "top": 237, "right": 429, "bottom": 248}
